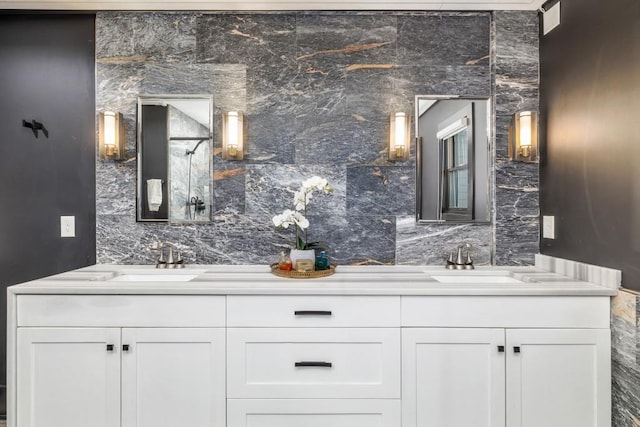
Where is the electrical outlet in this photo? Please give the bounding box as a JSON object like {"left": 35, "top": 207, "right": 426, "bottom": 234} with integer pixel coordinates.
{"left": 60, "top": 216, "right": 75, "bottom": 238}
{"left": 543, "top": 215, "right": 555, "bottom": 239}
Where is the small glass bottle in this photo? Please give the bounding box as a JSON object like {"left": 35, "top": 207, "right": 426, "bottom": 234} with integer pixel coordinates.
{"left": 315, "top": 251, "right": 330, "bottom": 270}
{"left": 278, "top": 251, "right": 293, "bottom": 271}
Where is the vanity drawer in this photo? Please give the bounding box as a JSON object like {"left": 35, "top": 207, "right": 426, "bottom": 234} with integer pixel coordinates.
{"left": 401, "top": 296, "right": 610, "bottom": 328}
{"left": 227, "top": 328, "right": 400, "bottom": 398}
{"left": 17, "top": 295, "right": 226, "bottom": 327}
{"left": 227, "top": 295, "right": 400, "bottom": 327}
{"left": 227, "top": 399, "right": 401, "bottom": 427}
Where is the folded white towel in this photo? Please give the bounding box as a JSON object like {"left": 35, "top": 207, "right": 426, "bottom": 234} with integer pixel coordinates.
{"left": 147, "top": 179, "right": 163, "bottom": 212}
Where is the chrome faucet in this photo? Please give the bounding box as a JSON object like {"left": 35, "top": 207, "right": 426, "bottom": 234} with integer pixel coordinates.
{"left": 446, "top": 243, "right": 474, "bottom": 270}
{"left": 150, "top": 242, "right": 185, "bottom": 269}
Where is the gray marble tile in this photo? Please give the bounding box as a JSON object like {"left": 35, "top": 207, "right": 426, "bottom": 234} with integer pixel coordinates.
{"left": 97, "top": 12, "right": 199, "bottom": 63}
{"left": 246, "top": 63, "right": 302, "bottom": 116}
{"left": 612, "top": 291, "right": 638, "bottom": 367}
{"left": 347, "top": 166, "right": 415, "bottom": 216}
{"left": 96, "top": 63, "right": 144, "bottom": 114}
{"left": 97, "top": 215, "right": 199, "bottom": 264}
{"left": 213, "top": 165, "right": 246, "bottom": 215}
{"left": 397, "top": 13, "right": 491, "bottom": 67}
{"left": 311, "top": 215, "right": 397, "bottom": 265}
{"left": 96, "top": 159, "right": 137, "bottom": 216}
{"left": 211, "top": 64, "right": 248, "bottom": 112}
{"left": 345, "top": 66, "right": 403, "bottom": 116}
{"left": 612, "top": 358, "right": 640, "bottom": 427}
{"left": 94, "top": 11, "right": 543, "bottom": 269}
{"left": 495, "top": 185, "right": 539, "bottom": 222}
{"left": 296, "top": 14, "right": 397, "bottom": 67}
{"left": 196, "top": 14, "right": 297, "bottom": 65}
{"left": 195, "top": 214, "right": 286, "bottom": 264}
{"left": 244, "top": 112, "right": 296, "bottom": 163}
{"left": 494, "top": 11, "right": 539, "bottom": 70}
{"left": 494, "top": 217, "right": 539, "bottom": 265}
{"left": 245, "top": 164, "right": 347, "bottom": 218}
{"left": 295, "top": 113, "right": 389, "bottom": 165}
{"left": 396, "top": 216, "right": 493, "bottom": 265}
{"left": 394, "top": 65, "right": 492, "bottom": 105}
{"left": 140, "top": 63, "right": 218, "bottom": 94}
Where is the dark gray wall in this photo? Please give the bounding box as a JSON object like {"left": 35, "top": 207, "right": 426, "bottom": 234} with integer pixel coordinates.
{"left": 0, "top": 13, "right": 96, "bottom": 413}
{"left": 539, "top": 0, "right": 640, "bottom": 290}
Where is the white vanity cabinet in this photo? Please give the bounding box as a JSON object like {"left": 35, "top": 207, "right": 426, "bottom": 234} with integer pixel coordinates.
{"left": 14, "top": 295, "right": 227, "bottom": 427}
{"left": 402, "top": 296, "right": 612, "bottom": 427}
{"left": 7, "top": 275, "right": 614, "bottom": 427}
{"left": 226, "top": 295, "right": 402, "bottom": 427}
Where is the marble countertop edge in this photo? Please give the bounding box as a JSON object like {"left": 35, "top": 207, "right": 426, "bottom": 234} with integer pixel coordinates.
{"left": 7, "top": 264, "right": 618, "bottom": 297}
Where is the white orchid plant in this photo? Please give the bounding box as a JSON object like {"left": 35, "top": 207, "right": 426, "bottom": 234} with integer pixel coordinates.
{"left": 272, "top": 176, "right": 334, "bottom": 250}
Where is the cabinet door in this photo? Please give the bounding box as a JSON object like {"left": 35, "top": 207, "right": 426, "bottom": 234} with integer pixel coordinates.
{"left": 402, "top": 328, "right": 505, "bottom": 427}
{"left": 121, "top": 328, "right": 225, "bottom": 427}
{"left": 17, "top": 328, "right": 121, "bottom": 427}
{"left": 506, "top": 329, "right": 611, "bottom": 427}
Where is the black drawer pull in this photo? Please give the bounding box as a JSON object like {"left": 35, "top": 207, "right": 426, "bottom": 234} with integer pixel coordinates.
{"left": 106, "top": 344, "right": 114, "bottom": 352}
{"left": 295, "top": 361, "right": 333, "bottom": 368}
{"left": 294, "top": 310, "right": 332, "bottom": 316}
{"left": 497, "top": 345, "right": 505, "bottom": 353}
{"left": 514, "top": 346, "right": 521, "bottom": 354}
{"left": 123, "top": 344, "right": 130, "bottom": 352}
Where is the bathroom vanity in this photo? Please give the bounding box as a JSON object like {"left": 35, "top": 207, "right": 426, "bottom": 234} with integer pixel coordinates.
{"left": 6, "top": 265, "right": 615, "bottom": 427}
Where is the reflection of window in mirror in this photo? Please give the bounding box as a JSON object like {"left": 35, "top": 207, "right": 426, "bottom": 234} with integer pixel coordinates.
{"left": 437, "top": 106, "right": 474, "bottom": 221}
{"left": 416, "top": 97, "right": 490, "bottom": 223}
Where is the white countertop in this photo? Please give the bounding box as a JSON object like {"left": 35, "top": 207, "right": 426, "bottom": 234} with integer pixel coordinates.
{"left": 8, "top": 264, "right": 617, "bottom": 296}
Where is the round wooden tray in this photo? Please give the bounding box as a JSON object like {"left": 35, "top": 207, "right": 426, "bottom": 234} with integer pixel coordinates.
{"left": 270, "top": 263, "right": 336, "bottom": 279}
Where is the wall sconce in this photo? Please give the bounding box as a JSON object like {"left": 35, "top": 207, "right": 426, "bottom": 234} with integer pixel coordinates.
{"left": 389, "top": 112, "right": 411, "bottom": 161}
{"left": 509, "top": 111, "right": 539, "bottom": 162}
{"left": 98, "top": 111, "right": 126, "bottom": 160}
{"left": 222, "top": 111, "right": 244, "bottom": 160}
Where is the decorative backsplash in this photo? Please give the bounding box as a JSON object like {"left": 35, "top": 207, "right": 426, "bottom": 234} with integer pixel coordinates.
{"left": 96, "top": 11, "right": 539, "bottom": 266}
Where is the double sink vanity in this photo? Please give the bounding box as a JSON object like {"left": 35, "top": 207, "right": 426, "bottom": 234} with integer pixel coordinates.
{"left": 7, "top": 264, "right": 616, "bottom": 427}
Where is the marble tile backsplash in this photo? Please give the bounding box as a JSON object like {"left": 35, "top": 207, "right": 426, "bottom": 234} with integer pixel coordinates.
{"left": 96, "top": 11, "right": 539, "bottom": 266}
{"left": 611, "top": 290, "right": 640, "bottom": 426}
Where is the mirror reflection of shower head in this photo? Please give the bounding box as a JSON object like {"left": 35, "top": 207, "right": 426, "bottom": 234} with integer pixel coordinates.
{"left": 186, "top": 138, "right": 207, "bottom": 155}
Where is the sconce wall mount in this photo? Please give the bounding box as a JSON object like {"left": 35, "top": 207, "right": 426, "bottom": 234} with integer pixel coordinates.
{"left": 99, "top": 111, "right": 126, "bottom": 160}
{"left": 222, "top": 111, "right": 244, "bottom": 160}
{"left": 389, "top": 112, "right": 411, "bottom": 161}
{"left": 508, "top": 111, "right": 539, "bottom": 163}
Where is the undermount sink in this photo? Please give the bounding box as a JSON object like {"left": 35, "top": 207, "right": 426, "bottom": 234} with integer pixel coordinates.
{"left": 109, "top": 274, "right": 199, "bottom": 282}
{"left": 431, "top": 275, "right": 523, "bottom": 284}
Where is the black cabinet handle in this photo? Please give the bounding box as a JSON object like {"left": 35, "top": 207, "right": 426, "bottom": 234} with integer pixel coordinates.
{"left": 294, "top": 310, "right": 332, "bottom": 316}
{"left": 123, "top": 344, "right": 130, "bottom": 352}
{"left": 497, "top": 345, "right": 505, "bottom": 353}
{"left": 106, "top": 344, "right": 114, "bottom": 352}
{"left": 514, "top": 346, "right": 521, "bottom": 353}
{"left": 295, "top": 361, "right": 333, "bottom": 368}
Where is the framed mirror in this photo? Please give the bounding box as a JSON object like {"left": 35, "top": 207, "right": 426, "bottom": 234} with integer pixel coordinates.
{"left": 137, "top": 95, "right": 213, "bottom": 223}
{"left": 416, "top": 96, "right": 491, "bottom": 223}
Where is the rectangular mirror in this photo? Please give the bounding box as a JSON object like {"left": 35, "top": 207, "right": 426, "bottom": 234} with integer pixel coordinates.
{"left": 137, "top": 95, "right": 213, "bottom": 223}
{"left": 416, "top": 96, "right": 491, "bottom": 223}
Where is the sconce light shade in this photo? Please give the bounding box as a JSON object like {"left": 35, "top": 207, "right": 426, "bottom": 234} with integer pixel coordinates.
{"left": 389, "top": 112, "right": 411, "bottom": 161}
{"left": 509, "top": 111, "right": 539, "bottom": 163}
{"left": 222, "top": 111, "right": 244, "bottom": 160}
{"left": 98, "top": 111, "right": 126, "bottom": 160}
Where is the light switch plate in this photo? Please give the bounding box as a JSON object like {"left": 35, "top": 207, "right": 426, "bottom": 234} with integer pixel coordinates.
{"left": 60, "top": 216, "right": 75, "bottom": 238}
{"left": 543, "top": 215, "right": 555, "bottom": 239}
